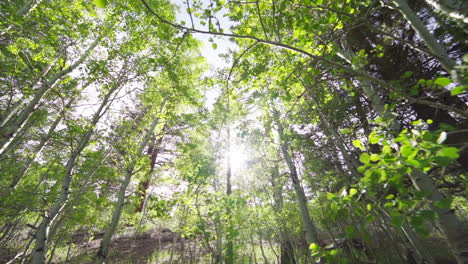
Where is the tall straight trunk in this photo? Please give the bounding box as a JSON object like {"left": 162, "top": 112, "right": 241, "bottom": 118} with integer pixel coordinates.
{"left": 0, "top": 115, "right": 35, "bottom": 159}
{"left": 305, "top": 90, "right": 357, "bottom": 182}
{"left": 212, "top": 172, "right": 223, "bottom": 264}
{"left": 8, "top": 94, "right": 78, "bottom": 192}
{"left": 214, "top": 212, "right": 223, "bottom": 264}
{"left": 96, "top": 100, "right": 167, "bottom": 264}
{"left": 1, "top": 62, "right": 55, "bottom": 129}
{"left": 270, "top": 164, "right": 296, "bottom": 264}
{"left": 47, "top": 151, "right": 110, "bottom": 241}
{"left": 250, "top": 234, "right": 259, "bottom": 264}
{"left": 392, "top": 0, "right": 458, "bottom": 77}
{"left": 0, "top": 36, "right": 102, "bottom": 158}
{"left": 225, "top": 126, "right": 235, "bottom": 264}
{"left": 274, "top": 111, "right": 317, "bottom": 245}
{"left": 425, "top": 0, "right": 468, "bottom": 24}
{"left": 30, "top": 81, "right": 119, "bottom": 264}
{"left": 135, "top": 132, "right": 164, "bottom": 213}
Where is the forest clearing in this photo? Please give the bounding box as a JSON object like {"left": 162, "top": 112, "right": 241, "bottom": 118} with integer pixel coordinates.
{"left": 0, "top": 0, "right": 467, "bottom": 263}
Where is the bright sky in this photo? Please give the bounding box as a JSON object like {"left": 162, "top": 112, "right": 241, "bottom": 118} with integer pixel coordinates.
{"left": 171, "top": 0, "right": 253, "bottom": 183}
{"left": 172, "top": 0, "right": 238, "bottom": 69}
{"left": 72, "top": 1, "right": 252, "bottom": 185}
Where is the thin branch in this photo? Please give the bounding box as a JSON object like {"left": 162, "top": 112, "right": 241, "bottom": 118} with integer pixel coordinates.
{"left": 140, "top": 0, "right": 468, "bottom": 119}
{"left": 185, "top": 0, "right": 195, "bottom": 29}
{"left": 255, "top": 0, "right": 269, "bottom": 40}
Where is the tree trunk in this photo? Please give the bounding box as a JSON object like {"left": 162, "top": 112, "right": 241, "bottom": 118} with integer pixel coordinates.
{"left": 339, "top": 38, "right": 468, "bottom": 263}
{"left": 135, "top": 132, "right": 164, "bottom": 213}
{"left": 392, "top": 0, "right": 458, "bottom": 77}
{"left": 274, "top": 111, "right": 317, "bottom": 245}
{"left": 410, "top": 170, "right": 468, "bottom": 264}
{"left": 7, "top": 95, "right": 77, "bottom": 192}
{"left": 96, "top": 100, "right": 166, "bottom": 263}
{"left": 425, "top": 0, "right": 468, "bottom": 24}
{"left": 0, "top": 36, "right": 102, "bottom": 158}
{"left": 225, "top": 126, "right": 235, "bottom": 264}
{"left": 270, "top": 163, "right": 297, "bottom": 264}
{"left": 30, "top": 82, "right": 118, "bottom": 264}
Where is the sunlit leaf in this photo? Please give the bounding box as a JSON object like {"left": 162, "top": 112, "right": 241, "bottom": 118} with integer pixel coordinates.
{"left": 94, "top": 0, "right": 108, "bottom": 8}
{"left": 353, "top": 140, "right": 364, "bottom": 151}
{"left": 451, "top": 86, "right": 465, "bottom": 96}
{"left": 434, "top": 77, "right": 451, "bottom": 86}
{"left": 359, "top": 153, "right": 370, "bottom": 164}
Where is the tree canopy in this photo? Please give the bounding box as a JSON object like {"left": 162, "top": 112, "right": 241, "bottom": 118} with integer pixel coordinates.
{"left": 0, "top": 0, "right": 467, "bottom": 263}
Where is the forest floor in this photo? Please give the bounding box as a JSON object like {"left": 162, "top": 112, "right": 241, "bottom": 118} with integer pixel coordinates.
{"left": 0, "top": 227, "right": 457, "bottom": 263}
{"left": 67, "top": 228, "right": 200, "bottom": 263}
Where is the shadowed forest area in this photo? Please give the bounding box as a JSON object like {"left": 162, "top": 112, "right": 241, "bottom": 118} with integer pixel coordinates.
{"left": 0, "top": 0, "right": 467, "bottom": 263}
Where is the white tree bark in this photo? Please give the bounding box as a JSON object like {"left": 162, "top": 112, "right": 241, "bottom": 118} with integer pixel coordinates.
{"left": 96, "top": 99, "right": 167, "bottom": 264}
{"left": 425, "top": 0, "right": 468, "bottom": 24}
{"left": 275, "top": 112, "right": 317, "bottom": 245}
{"left": 30, "top": 82, "right": 119, "bottom": 264}
{"left": 0, "top": 37, "right": 102, "bottom": 158}
{"left": 8, "top": 96, "right": 77, "bottom": 192}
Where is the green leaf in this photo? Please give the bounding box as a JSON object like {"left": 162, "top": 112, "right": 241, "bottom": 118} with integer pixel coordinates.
{"left": 233, "top": 6, "right": 241, "bottom": 13}
{"left": 94, "top": 0, "right": 108, "bottom": 8}
{"left": 353, "top": 139, "right": 364, "bottom": 151}
{"left": 434, "top": 77, "right": 451, "bottom": 87}
{"left": 437, "top": 147, "right": 459, "bottom": 160}
{"left": 410, "top": 215, "right": 424, "bottom": 227}
{"left": 391, "top": 214, "right": 404, "bottom": 227}
{"left": 359, "top": 153, "right": 370, "bottom": 164}
{"left": 415, "top": 226, "right": 430, "bottom": 237}
{"left": 400, "top": 145, "right": 414, "bottom": 157}
{"left": 434, "top": 198, "right": 452, "bottom": 209}
{"left": 451, "top": 86, "right": 465, "bottom": 96}
{"left": 345, "top": 225, "right": 355, "bottom": 237}
{"left": 326, "top": 193, "right": 336, "bottom": 200}
{"left": 407, "top": 159, "right": 422, "bottom": 168}
{"left": 341, "top": 128, "right": 352, "bottom": 134}
{"left": 378, "top": 170, "right": 387, "bottom": 182}
{"left": 357, "top": 166, "right": 366, "bottom": 173}
{"left": 367, "top": 204, "right": 373, "bottom": 211}
{"left": 402, "top": 71, "right": 413, "bottom": 79}
{"left": 212, "top": 43, "right": 217, "bottom": 49}
{"left": 419, "top": 210, "right": 436, "bottom": 221}
{"left": 334, "top": 21, "right": 343, "bottom": 30}
{"left": 366, "top": 214, "right": 376, "bottom": 223}
{"left": 310, "top": 242, "right": 320, "bottom": 251}
{"left": 245, "top": 27, "right": 252, "bottom": 34}
{"left": 349, "top": 188, "right": 358, "bottom": 197}
{"left": 369, "top": 132, "right": 381, "bottom": 144}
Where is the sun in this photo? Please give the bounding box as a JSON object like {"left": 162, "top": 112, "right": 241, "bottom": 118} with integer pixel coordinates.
{"left": 229, "top": 142, "right": 248, "bottom": 175}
